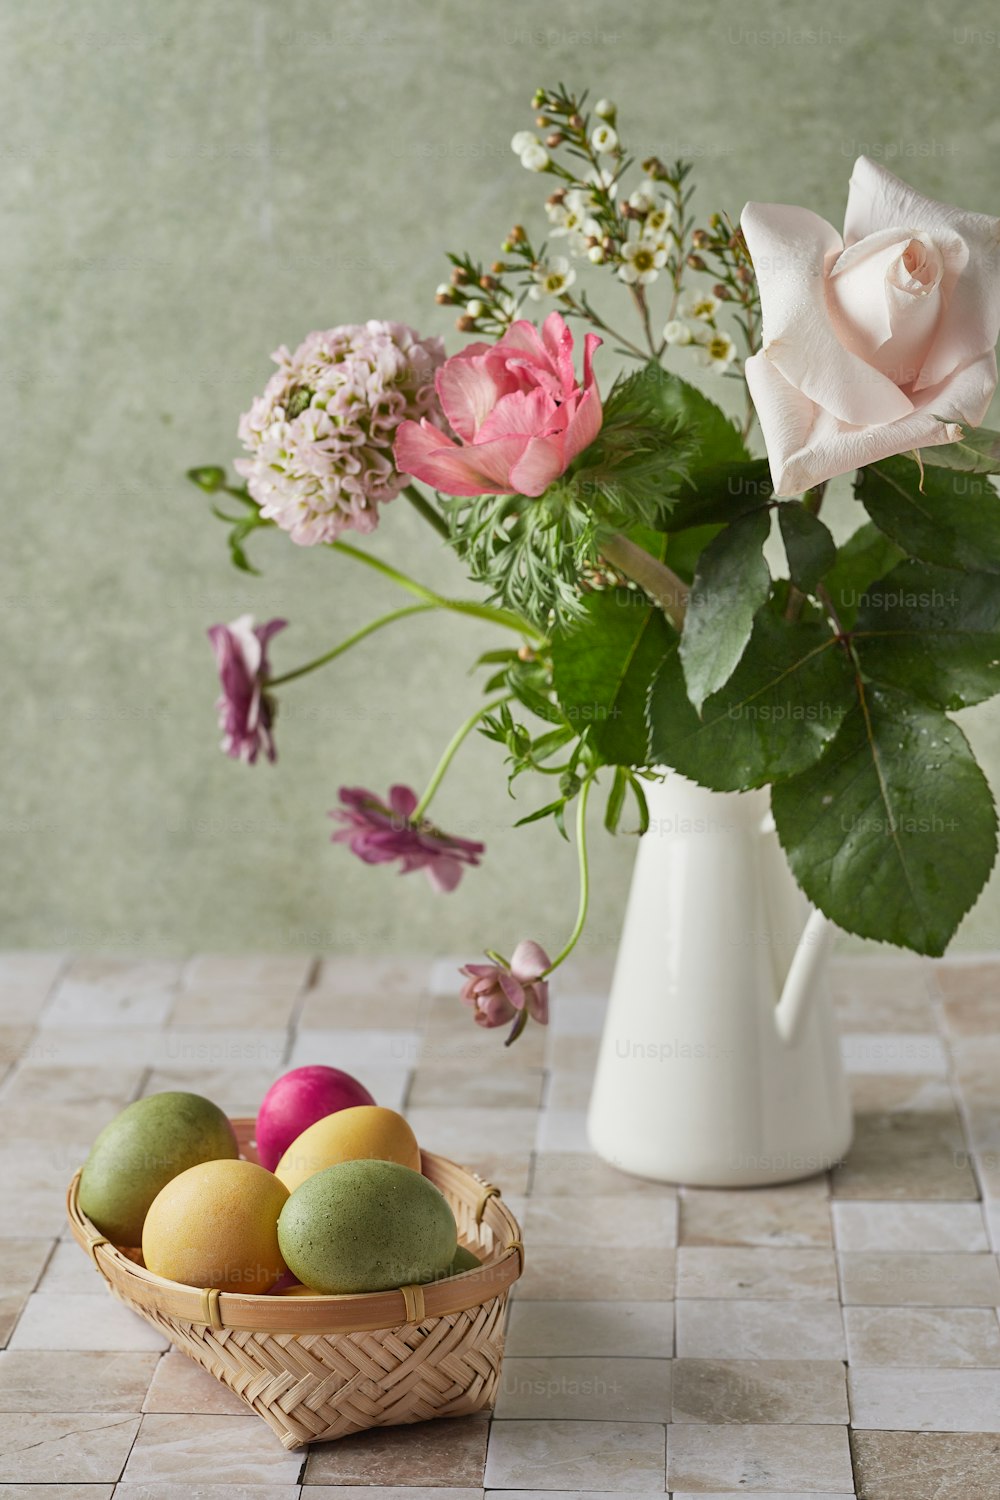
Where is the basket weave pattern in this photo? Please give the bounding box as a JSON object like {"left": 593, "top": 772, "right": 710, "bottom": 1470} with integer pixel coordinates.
{"left": 66, "top": 1119, "right": 523, "bottom": 1449}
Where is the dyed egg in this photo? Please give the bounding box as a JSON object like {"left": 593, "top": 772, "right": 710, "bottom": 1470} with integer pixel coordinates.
{"left": 79, "top": 1092, "right": 238, "bottom": 1246}
{"left": 274, "top": 1105, "right": 421, "bottom": 1193}
{"left": 142, "top": 1158, "right": 288, "bottom": 1293}
{"left": 277, "top": 1159, "right": 457, "bottom": 1294}
{"left": 255, "top": 1065, "right": 375, "bottom": 1172}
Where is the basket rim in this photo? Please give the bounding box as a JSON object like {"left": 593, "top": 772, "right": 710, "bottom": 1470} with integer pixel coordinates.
{"left": 66, "top": 1126, "right": 523, "bottom": 1335}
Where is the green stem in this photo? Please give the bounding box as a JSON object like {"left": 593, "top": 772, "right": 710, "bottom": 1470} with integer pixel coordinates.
{"left": 403, "top": 483, "right": 450, "bottom": 540}
{"left": 329, "top": 540, "right": 546, "bottom": 642}
{"left": 412, "top": 695, "right": 513, "bottom": 822}
{"left": 542, "top": 776, "right": 593, "bottom": 975}
{"left": 599, "top": 533, "right": 689, "bottom": 630}
{"left": 267, "top": 603, "right": 436, "bottom": 688}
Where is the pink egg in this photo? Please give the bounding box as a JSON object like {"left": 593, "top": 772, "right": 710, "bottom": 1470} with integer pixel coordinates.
{"left": 255, "top": 1066, "right": 375, "bottom": 1171}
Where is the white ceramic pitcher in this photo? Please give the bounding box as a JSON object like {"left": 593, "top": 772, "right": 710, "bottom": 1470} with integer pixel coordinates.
{"left": 587, "top": 773, "right": 853, "bottom": 1186}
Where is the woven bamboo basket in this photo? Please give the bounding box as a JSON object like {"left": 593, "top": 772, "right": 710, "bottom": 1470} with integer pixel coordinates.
{"left": 66, "top": 1118, "right": 524, "bottom": 1449}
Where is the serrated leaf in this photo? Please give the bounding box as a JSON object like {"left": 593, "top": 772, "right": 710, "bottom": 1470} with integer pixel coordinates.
{"left": 919, "top": 425, "right": 1000, "bottom": 474}
{"left": 646, "top": 368, "right": 749, "bottom": 467}
{"left": 856, "top": 456, "right": 1000, "bottom": 574}
{"left": 823, "top": 522, "right": 905, "bottom": 629}
{"left": 551, "top": 588, "right": 676, "bottom": 767}
{"left": 853, "top": 559, "right": 1000, "bottom": 710}
{"left": 778, "top": 504, "right": 837, "bottom": 594}
{"left": 680, "top": 509, "right": 772, "bottom": 712}
{"left": 772, "top": 684, "right": 997, "bottom": 956}
{"left": 648, "top": 613, "right": 854, "bottom": 790}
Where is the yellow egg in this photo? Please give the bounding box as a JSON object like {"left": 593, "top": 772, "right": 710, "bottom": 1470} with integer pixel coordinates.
{"left": 142, "top": 1158, "right": 288, "bottom": 1293}
{"left": 274, "top": 1105, "right": 421, "bottom": 1193}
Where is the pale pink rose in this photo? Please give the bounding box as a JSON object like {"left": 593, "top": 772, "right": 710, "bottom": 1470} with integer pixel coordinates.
{"left": 741, "top": 157, "right": 1000, "bottom": 495}
{"left": 393, "top": 312, "right": 602, "bottom": 497}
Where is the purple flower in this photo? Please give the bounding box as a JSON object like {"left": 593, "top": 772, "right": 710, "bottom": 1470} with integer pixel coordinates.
{"left": 207, "top": 615, "right": 286, "bottom": 765}
{"left": 460, "top": 940, "right": 551, "bottom": 1037}
{"left": 330, "top": 784, "right": 485, "bottom": 893}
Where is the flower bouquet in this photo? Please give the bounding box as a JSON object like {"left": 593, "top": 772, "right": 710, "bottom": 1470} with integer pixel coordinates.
{"left": 193, "top": 85, "right": 1000, "bottom": 1047}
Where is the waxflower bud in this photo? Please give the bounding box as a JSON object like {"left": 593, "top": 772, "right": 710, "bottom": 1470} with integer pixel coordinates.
{"left": 594, "top": 98, "right": 616, "bottom": 120}
{"left": 435, "top": 290, "right": 453, "bottom": 305}
{"left": 709, "top": 212, "right": 723, "bottom": 229}
{"left": 568, "top": 113, "right": 584, "bottom": 130}
{"left": 713, "top": 283, "right": 732, "bottom": 300}
{"left": 491, "top": 261, "right": 506, "bottom": 274}
{"left": 691, "top": 228, "right": 710, "bottom": 249}
{"left": 500, "top": 240, "right": 514, "bottom": 253}
{"left": 535, "top": 115, "right": 550, "bottom": 128}
{"left": 509, "top": 225, "right": 526, "bottom": 244}
{"left": 465, "top": 299, "right": 485, "bottom": 318}
{"left": 587, "top": 245, "right": 605, "bottom": 264}
{"left": 532, "top": 89, "right": 546, "bottom": 108}
{"left": 479, "top": 274, "right": 497, "bottom": 290}
{"left": 546, "top": 132, "right": 564, "bottom": 148}
{"left": 642, "top": 155, "right": 667, "bottom": 178}
{"left": 451, "top": 266, "right": 469, "bottom": 286}
{"left": 456, "top": 314, "right": 476, "bottom": 332}
{"left": 687, "top": 253, "right": 706, "bottom": 270}
{"left": 737, "top": 264, "right": 753, "bottom": 285}
{"left": 547, "top": 188, "right": 566, "bottom": 205}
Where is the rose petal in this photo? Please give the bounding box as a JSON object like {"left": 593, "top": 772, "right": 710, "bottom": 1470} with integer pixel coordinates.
{"left": 741, "top": 200, "right": 913, "bottom": 427}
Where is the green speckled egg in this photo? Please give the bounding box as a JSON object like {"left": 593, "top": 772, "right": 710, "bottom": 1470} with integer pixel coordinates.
{"left": 277, "top": 1158, "right": 457, "bottom": 1294}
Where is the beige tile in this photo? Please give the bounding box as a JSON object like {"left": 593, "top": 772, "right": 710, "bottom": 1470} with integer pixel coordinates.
{"left": 418, "top": 1024, "right": 546, "bottom": 1070}
{"left": 547, "top": 991, "right": 609, "bottom": 1036}
{"left": 544, "top": 1034, "right": 601, "bottom": 1075}
{"left": 0, "top": 1144, "right": 86, "bottom": 1237}
{"left": 140, "top": 1066, "right": 287, "bottom": 1119}
{"left": 516, "top": 1246, "right": 675, "bottom": 1303}
{"left": 13, "top": 1028, "right": 287, "bottom": 1070}
{"left": 839, "top": 1252, "right": 1000, "bottom": 1307}
{"left": 0, "top": 1063, "right": 142, "bottom": 1107}
{"left": 0, "top": 1028, "right": 33, "bottom": 1069}
{"left": 115, "top": 1486, "right": 301, "bottom": 1499}
{"left": 39, "top": 983, "right": 173, "bottom": 1029}
{"left": 462, "top": 1151, "right": 532, "bottom": 1198}
{"left": 303, "top": 1413, "right": 488, "bottom": 1486}
{"left": 841, "top": 1032, "right": 947, "bottom": 1075}
{"left": 950, "top": 1037, "right": 1000, "bottom": 1099}
{"left": 935, "top": 960, "right": 1000, "bottom": 1035}
{"left": 307, "top": 1491, "right": 481, "bottom": 1500}
{"left": 167, "top": 988, "right": 298, "bottom": 1028}
{"left": 535, "top": 1110, "right": 591, "bottom": 1153}
{"left": 848, "top": 1074, "right": 955, "bottom": 1113}
{"left": 313, "top": 954, "right": 429, "bottom": 1000}
{"left": 505, "top": 1300, "right": 672, "bottom": 1358}
{"left": 143, "top": 1349, "right": 248, "bottom": 1414}
{"left": 530, "top": 1152, "right": 673, "bottom": 1197}
{"left": 523, "top": 1195, "right": 676, "bottom": 1250}
{"left": 0, "top": 951, "right": 66, "bottom": 996}
{"left": 496, "top": 1355, "right": 670, "bottom": 1421}
{"left": 831, "top": 955, "right": 938, "bottom": 1032}
{"left": 850, "top": 1429, "right": 1000, "bottom": 1499}
{"left": 123, "top": 1413, "right": 301, "bottom": 1484}
{"left": 0, "top": 1485, "right": 115, "bottom": 1499}
{"left": 831, "top": 1108, "right": 977, "bottom": 1200}
{"left": 667, "top": 1422, "right": 853, "bottom": 1493}
{"left": 0, "top": 1097, "right": 132, "bottom": 1146}
{"left": 849, "top": 1366, "right": 1000, "bottom": 1431}
{"left": 671, "top": 1358, "right": 848, "bottom": 1424}
{"left": 671, "top": 1493, "right": 851, "bottom": 1500}
{"left": 545, "top": 1071, "right": 594, "bottom": 1111}
{"left": 182, "top": 954, "right": 313, "bottom": 995}
{"left": 0, "top": 1350, "right": 158, "bottom": 1412}
{"left": 675, "top": 1299, "right": 845, "bottom": 1360}
{"left": 37, "top": 1240, "right": 117, "bottom": 1297}
{"left": 844, "top": 1306, "right": 1000, "bottom": 1367}
{"left": 484, "top": 1419, "right": 665, "bottom": 1492}
{"left": 679, "top": 1183, "right": 832, "bottom": 1248}
{"left": 0, "top": 1240, "right": 54, "bottom": 1346}
{"left": 676, "top": 1248, "right": 839, "bottom": 1301}
{"left": 832, "top": 1201, "right": 988, "bottom": 1252}
{"left": 9, "top": 1293, "right": 168, "bottom": 1352}
{"left": 404, "top": 1107, "right": 537, "bottom": 1157}
{"left": 288, "top": 1027, "right": 420, "bottom": 1072}
{"left": 0, "top": 1412, "right": 140, "bottom": 1482}
{"left": 407, "top": 1065, "right": 544, "bottom": 1109}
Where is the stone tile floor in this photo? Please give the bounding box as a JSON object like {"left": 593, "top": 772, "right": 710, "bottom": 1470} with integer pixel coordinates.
{"left": 1, "top": 948, "right": 1000, "bottom": 1495}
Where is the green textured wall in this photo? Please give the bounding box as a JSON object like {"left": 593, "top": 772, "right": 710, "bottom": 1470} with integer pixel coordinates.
{"left": 5, "top": 0, "right": 1000, "bottom": 955}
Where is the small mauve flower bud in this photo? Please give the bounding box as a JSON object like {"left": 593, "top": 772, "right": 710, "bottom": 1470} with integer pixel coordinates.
{"left": 642, "top": 155, "right": 666, "bottom": 178}
{"left": 568, "top": 113, "right": 584, "bottom": 130}
{"left": 546, "top": 132, "right": 564, "bottom": 148}
{"left": 601, "top": 236, "right": 615, "bottom": 253}
{"left": 713, "top": 283, "right": 732, "bottom": 300}
{"left": 509, "top": 225, "right": 526, "bottom": 244}
{"left": 547, "top": 189, "right": 566, "bottom": 205}
{"left": 691, "top": 229, "right": 710, "bottom": 249}
{"left": 620, "top": 202, "right": 637, "bottom": 219}
{"left": 456, "top": 315, "right": 476, "bottom": 332}
{"left": 737, "top": 264, "right": 753, "bottom": 285}
{"left": 435, "top": 291, "right": 452, "bottom": 305}
{"left": 535, "top": 114, "right": 550, "bottom": 128}
{"left": 491, "top": 261, "right": 505, "bottom": 274}
{"left": 686, "top": 253, "right": 706, "bottom": 270}
{"left": 479, "top": 274, "right": 497, "bottom": 290}
{"left": 450, "top": 266, "right": 469, "bottom": 286}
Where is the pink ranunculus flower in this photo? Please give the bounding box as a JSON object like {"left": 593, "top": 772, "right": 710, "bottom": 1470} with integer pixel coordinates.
{"left": 330, "top": 784, "right": 484, "bottom": 893}
{"left": 207, "top": 615, "right": 287, "bottom": 765}
{"left": 459, "top": 940, "right": 551, "bottom": 1033}
{"left": 741, "top": 157, "right": 1000, "bottom": 496}
{"left": 394, "top": 311, "right": 602, "bottom": 497}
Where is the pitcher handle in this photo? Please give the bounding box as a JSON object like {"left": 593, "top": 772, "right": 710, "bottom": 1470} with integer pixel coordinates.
{"left": 773, "top": 907, "right": 836, "bottom": 1045}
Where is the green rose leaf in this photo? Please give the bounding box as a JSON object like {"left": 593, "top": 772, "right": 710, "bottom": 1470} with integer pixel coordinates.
{"left": 853, "top": 559, "right": 1000, "bottom": 711}
{"left": 772, "top": 684, "right": 997, "bottom": 956}
{"left": 648, "top": 611, "right": 854, "bottom": 790}
{"left": 551, "top": 586, "right": 675, "bottom": 766}
{"left": 680, "top": 509, "right": 772, "bottom": 712}
{"left": 918, "top": 425, "right": 1000, "bottom": 475}
{"left": 778, "top": 503, "right": 837, "bottom": 594}
{"left": 856, "top": 456, "right": 1000, "bottom": 574}
{"left": 666, "top": 459, "right": 773, "bottom": 531}
{"left": 823, "top": 522, "right": 906, "bottom": 628}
